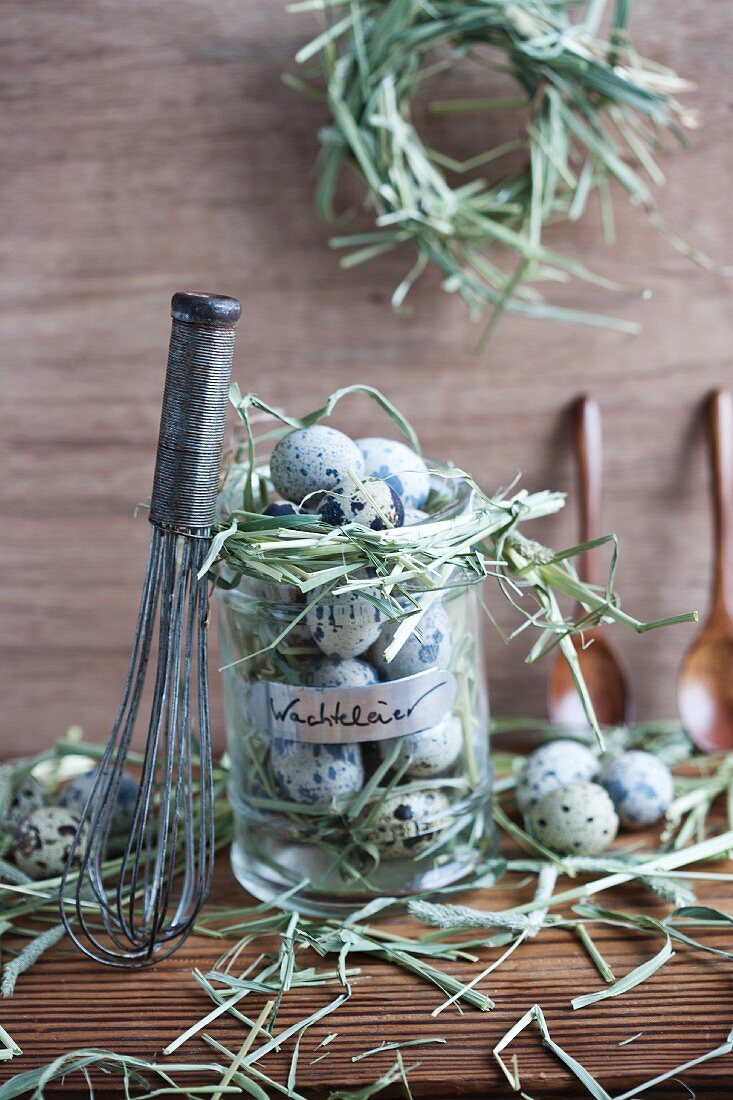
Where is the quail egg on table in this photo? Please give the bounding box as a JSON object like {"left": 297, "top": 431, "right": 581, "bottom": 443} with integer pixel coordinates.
{"left": 529, "top": 781, "right": 618, "bottom": 856}
{"left": 0, "top": 767, "right": 47, "bottom": 834}
{"left": 318, "top": 479, "right": 404, "bottom": 530}
{"left": 515, "top": 739, "right": 599, "bottom": 814}
{"left": 356, "top": 437, "right": 430, "bottom": 510}
{"left": 370, "top": 603, "right": 452, "bottom": 680}
{"left": 271, "top": 739, "right": 364, "bottom": 805}
{"left": 270, "top": 426, "right": 364, "bottom": 506}
{"left": 307, "top": 589, "right": 385, "bottom": 659}
{"left": 599, "top": 751, "right": 674, "bottom": 829}
{"left": 59, "top": 768, "right": 140, "bottom": 835}
{"left": 370, "top": 788, "right": 451, "bottom": 860}
{"left": 379, "top": 713, "right": 463, "bottom": 778}
{"left": 13, "top": 806, "right": 86, "bottom": 880}
{"left": 303, "top": 655, "right": 379, "bottom": 688}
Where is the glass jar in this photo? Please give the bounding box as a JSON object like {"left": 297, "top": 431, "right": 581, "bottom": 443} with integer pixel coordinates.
{"left": 216, "top": 482, "right": 492, "bottom": 915}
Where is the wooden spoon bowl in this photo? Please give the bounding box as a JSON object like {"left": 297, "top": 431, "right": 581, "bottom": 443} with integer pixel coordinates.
{"left": 678, "top": 630, "right": 733, "bottom": 753}
{"left": 548, "top": 629, "right": 630, "bottom": 729}
{"left": 547, "top": 395, "right": 633, "bottom": 730}
{"left": 677, "top": 389, "right": 733, "bottom": 752}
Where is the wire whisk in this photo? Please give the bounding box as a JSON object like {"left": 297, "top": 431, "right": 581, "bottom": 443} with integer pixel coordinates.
{"left": 60, "top": 291, "right": 241, "bottom": 967}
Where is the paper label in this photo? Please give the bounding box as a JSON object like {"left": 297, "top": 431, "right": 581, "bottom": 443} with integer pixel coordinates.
{"left": 245, "top": 668, "right": 457, "bottom": 744}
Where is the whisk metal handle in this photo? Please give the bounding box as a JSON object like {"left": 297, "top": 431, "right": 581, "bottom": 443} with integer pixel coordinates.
{"left": 149, "top": 292, "right": 242, "bottom": 532}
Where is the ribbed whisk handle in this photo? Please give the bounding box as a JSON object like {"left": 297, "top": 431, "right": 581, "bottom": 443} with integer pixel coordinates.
{"left": 149, "top": 292, "right": 242, "bottom": 532}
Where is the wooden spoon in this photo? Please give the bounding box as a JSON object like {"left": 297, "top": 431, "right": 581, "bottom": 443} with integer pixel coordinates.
{"left": 547, "top": 395, "right": 633, "bottom": 729}
{"left": 677, "top": 389, "right": 733, "bottom": 753}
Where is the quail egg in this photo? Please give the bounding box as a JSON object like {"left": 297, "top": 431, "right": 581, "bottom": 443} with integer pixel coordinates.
{"left": 262, "top": 500, "right": 301, "bottom": 518}
{"left": 307, "top": 589, "right": 385, "bottom": 659}
{"left": 370, "top": 788, "right": 451, "bottom": 860}
{"left": 370, "top": 603, "right": 452, "bottom": 680}
{"left": 403, "top": 507, "right": 429, "bottom": 525}
{"left": 270, "top": 426, "right": 364, "bottom": 506}
{"left": 0, "top": 768, "right": 47, "bottom": 835}
{"left": 13, "top": 806, "right": 87, "bottom": 880}
{"left": 356, "top": 437, "right": 430, "bottom": 510}
{"left": 303, "top": 655, "right": 379, "bottom": 688}
{"left": 515, "top": 739, "right": 599, "bottom": 814}
{"left": 318, "top": 479, "right": 404, "bottom": 530}
{"left": 271, "top": 738, "right": 364, "bottom": 805}
{"left": 379, "top": 714, "right": 462, "bottom": 778}
{"left": 530, "top": 781, "right": 618, "bottom": 856}
{"left": 59, "top": 768, "right": 140, "bottom": 835}
{"left": 599, "top": 751, "right": 674, "bottom": 829}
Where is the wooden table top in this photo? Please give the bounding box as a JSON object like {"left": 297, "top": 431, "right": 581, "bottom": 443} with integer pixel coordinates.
{"left": 1, "top": 829, "right": 732, "bottom": 1099}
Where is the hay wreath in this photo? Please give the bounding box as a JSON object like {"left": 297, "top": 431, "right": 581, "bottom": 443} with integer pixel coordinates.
{"left": 289, "top": 0, "right": 708, "bottom": 341}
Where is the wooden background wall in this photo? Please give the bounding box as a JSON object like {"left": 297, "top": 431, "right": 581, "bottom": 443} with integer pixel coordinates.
{"left": 1, "top": 0, "right": 732, "bottom": 757}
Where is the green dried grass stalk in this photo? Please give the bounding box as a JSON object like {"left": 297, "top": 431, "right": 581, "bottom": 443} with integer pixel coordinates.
{"left": 1, "top": 923, "right": 65, "bottom": 999}
{"left": 493, "top": 1003, "right": 611, "bottom": 1098}
{"left": 0, "top": 1023, "right": 21, "bottom": 1062}
{"left": 613, "top": 1025, "right": 733, "bottom": 1100}
{"left": 288, "top": 0, "right": 721, "bottom": 340}
{"left": 0, "top": 1050, "right": 244, "bottom": 1100}
{"left": 575, "top": 924, "right": 615, "bottom": 983}
{"left": 571, "top": 932, "right": 673, "bottom": 1009}
{"left": 0, "top": 862, "right": 32, "bottom": 888}
{"left": 351, "top": 1037, "right": 446, "bottom": 1062}
{"left": 329, "top": 1058, "right": 419, "bottom": 1100}
{"left": 505, "top": 830, "right": 733, "bottom": 915}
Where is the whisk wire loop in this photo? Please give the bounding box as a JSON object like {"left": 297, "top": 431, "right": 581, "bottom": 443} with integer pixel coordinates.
{"left": 59, "top": 292, "right": 240, "bottom": 967}
{"left": 61, "top": 531, "right": 215, "bottom": 966}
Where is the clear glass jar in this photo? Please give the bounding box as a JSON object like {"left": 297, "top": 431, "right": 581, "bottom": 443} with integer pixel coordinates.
{"left": 216, "top": 483, "right": 492, "bottom": 916}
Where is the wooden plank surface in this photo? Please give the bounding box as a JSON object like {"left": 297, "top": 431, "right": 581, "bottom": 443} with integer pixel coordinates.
{"left": 1, "top": 837, "right": 732, "bottom": 1097}
{"left": 1, "top": 1, "right": 733, "bottom": 758}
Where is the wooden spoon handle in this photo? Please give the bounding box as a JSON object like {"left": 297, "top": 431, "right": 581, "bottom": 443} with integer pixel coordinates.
{"left": 709, "top": 388, "right": 733, "bottom": 617}
{"left": 575, "top": 394, "right": 603, "bottom": 587}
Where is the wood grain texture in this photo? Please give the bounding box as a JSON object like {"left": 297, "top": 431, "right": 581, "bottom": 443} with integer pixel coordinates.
{"left": 1, "top": 841, "right": 732, "bottom": 1097}
{"left": 0, "top": 10, "right": 732, "bottom": 736}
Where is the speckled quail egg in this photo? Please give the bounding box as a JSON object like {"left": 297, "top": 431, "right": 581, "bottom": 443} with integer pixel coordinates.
{"left": 379, "top": 714, "right": 463, "bottom": 778}
{"left": 0, "top": 768, "right": 47, "bottom": 835}
{"left": 303, "top": 655, "right": 379, "bottom": 688}
{"left": 356, "top": 438, "right": 430, "bottom": 510}
{"left": 403, "top": 507, "right": 429, "bottom": 526}
{"left": 318, "top": 479, "right": 404, "bottom": 530}
{"left": 516, "top": 739, "right": 599, "bottom": 814}
{"left": 599, "top": 751, "right": 674, "bottom": 829}
{"left": 307, "top": 589, "right": 385, "bottom": 659}
{"left": 270, "top": 426, "right": 364, "bottom": 506}
{"left": 262, "top": 500, "right": 301, "bottom": 518}
{"left": 13, "top": 806, "right": 87, "bottom": 880}
{"left": 271, "top": 739, "right": 364, "bottom": 805}
{"left": 370, "top": 788, "right": 452, "bottom": 860}
{"left": 370, "top": 603, "right": 452, "bottom": 680}
{"left": 530, "top": 781, "right": 618, "bottom": 856}
{"left": 59, "top": 768, "right": 139, "bottom": 835}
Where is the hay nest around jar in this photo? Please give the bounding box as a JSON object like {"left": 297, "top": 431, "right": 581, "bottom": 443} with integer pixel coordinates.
{"left": 205, "top": 383, "right": 693, "bottom": 744}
